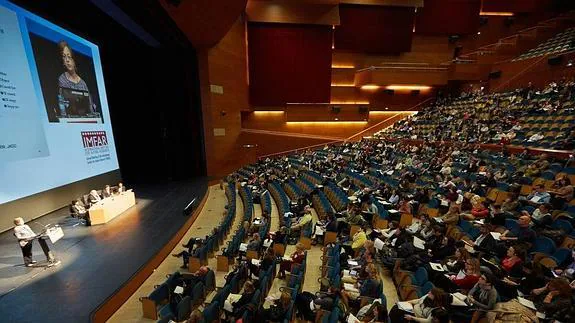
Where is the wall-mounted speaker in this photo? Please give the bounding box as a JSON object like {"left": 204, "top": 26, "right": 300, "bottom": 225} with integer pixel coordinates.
{"left": 358, "top": 106, "right": 369, "bottom": 114}
{"left": 548, "top": 55, "right": 563, "bottom": 66}
{"left": 384, "top": 89, "right": 395, "bottom": 95}
{"left": 411, "top": 90, "right": 420, "bottom": 96}
{"left": 489, "top": 70, "right": 502, "bottom": 79}
{"left": 331, "top": 106, "right": 341, "bottom": 114}
{"left": 448, "top": 35, "right": 460, "bottom": 44}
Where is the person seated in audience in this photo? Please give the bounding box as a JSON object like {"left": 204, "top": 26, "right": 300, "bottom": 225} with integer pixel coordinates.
{"left": 493, "top": 166, "right": 509, "bottom": 181}
{"left": 271, "top": 226, "right": 287, "bottom": 245}
{"left": 295, "top": 286, "right": 344, "bottom": 322}
{"left": 343, "top": 263, "right": 382, "bottom": 301}
{"left": 432, "top": 258, "right": 481, "bottom": 293}
{"left": 500, "top": 193, "right": 520, "bottom": 216}
{"left": 429, "top": 236, "right": 457, "bottom": 262}
{"left": 445, "top": 247, "right": 471, "bottom": 273}
{"left": 388, "top": 287, "right": 450, "bottom": 323}
{"left": 453, "top": 273, "right": 499, "bottom": 322}
{"left": 88, "top": 189, "right": 101, "bottom": 205}
{"left": 102, "top": 185, "right": 113, "bottom": 198}
{"left": 256, "top": 290, "right": 291, "bottom": 322}
{"left": 350, "top": 226, "right": 367, "bottom": 255}
{"left": 521, "top": 184, "right": 551, "bottom": 206}
{"left": 356, "top": 301, "right": 388, "bottom": 322}
{"left": 552, "top": 248, "right": 575, "bottom": 280}
{"left": 172, "top": 239, "right": 203, "bottom": 269}
{"left": 249, "top": 213, "right": 267, "bottom": 234}
{"left": 246, "top": 233, "right": 261, "bottom": 252}
{"left": 489, "top": 204, "right": 507, "bottom": 226}
{"left": 277, "top": 242, "right": 305, "bottom": 279}
{"left": 549, "top": 175, "right": 573, "bottom": 209}
{"left": 531, "top": 278, "right": 573, "bottom": 321}
{"left": 289, "top": 207, "right": 312, "bottom": 236}
{"left": 462, "top": 200, "right": 489, "bottom": 221}
{"left": 436, "top": 203, "right": 460, "bottom": 226}
{"left": 499, "top": 246, "right": 525, "bottom": 277}
{"left": 469, "top": 224, "right": 498, "bottom": 255}
{"left": 500, "top": 215, "right": 536, "bottom": 245}
{"left": 525, "top": 203, "right": 553, "bottom": 228}
{"left": 224, "top": 280, "right": 256, "bottom": 319}
{"left": 249, "top": 247, "right": 275, "bottom": 280}
{"left": 497, "top": 262, "right": 547, "bottom": 301}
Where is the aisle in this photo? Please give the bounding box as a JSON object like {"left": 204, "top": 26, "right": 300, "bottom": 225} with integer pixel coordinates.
{"left": 108, "top": 185, "right": 229, "bottom": 323}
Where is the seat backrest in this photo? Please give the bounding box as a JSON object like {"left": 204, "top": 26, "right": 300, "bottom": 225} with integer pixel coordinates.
{"left": 552, "top": 219, "right": 573, "bottom": 233}
{"left": 533, "top": 236, "right": 556, "bottom": 254}
{"left": 204, "top": 269, "right": 216, "bottom": 292}
{"left": 149, "top": 283, "right": 169, "bottom": 303}
{"left": 176, "top": 296, "right": 192, "bottom": 321}
{"left": 414, "top": 267, "right": 428, "bottom": 285}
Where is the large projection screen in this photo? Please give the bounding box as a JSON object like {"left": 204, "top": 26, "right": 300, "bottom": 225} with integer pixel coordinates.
{"left": 0, "top": 0, "right": 120, "bottom": 231}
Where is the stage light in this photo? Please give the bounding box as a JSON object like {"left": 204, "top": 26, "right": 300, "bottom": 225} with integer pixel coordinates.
{"left": 331, "top": 83, "right": 355, "bottom": 87}
{"left": 330, "top": 101, "right": 370, "bottom": 105}
{"left": 386, "top": 85, "right": 431, "bottom": 91}
{"left": 331, "top": 65, "right": 355, "bottom": 69}
{"left": 286, "top": 121, "right": 368, "bottom": 125}
{"left": 360, "top": 85, "right": 380, "bottom": 91}
{"left": 253, "top": 111, "right": 284, "bottom": 115}
{"left": 480, "top": 12, "right": 514, "bottom": 17}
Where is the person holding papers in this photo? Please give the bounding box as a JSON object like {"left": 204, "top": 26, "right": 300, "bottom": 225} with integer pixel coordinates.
{"left": 431, "top": 258, "right": 481, "bottom": 292}
{"left": 277, "top": 242, "right": 305, "bottom": 279}
{"left": 521, "top": 184, "right": 551, "bottom": 206}
{"left": 499, "top": 215, "right": 536, "bottom": 245}
{"left": 225, "top": 280, "right": 256, "bottom": 319}
{"left": 526, "top": 203, "right": 553, "bottom": 229}
{"left": 530, "top": 278, "right": 573, "bottom": 321}
{"left": 451, "top": 273, "right": 498, "bottom": 322}
{"left": 343, "top": 264, "right": 381, "bottom": 300}
{"left": 469, "top": 224, "right": 498, "bottom": 255}
{"left": 388, "top": 287, "right": 450, "bottom": 323}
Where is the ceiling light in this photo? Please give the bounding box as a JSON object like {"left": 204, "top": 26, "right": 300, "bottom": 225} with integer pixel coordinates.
{"left": 360, "top": 85, "right": 380, "bottom": 90}
{"left": 480, "top": 12, "right": 514, "bottom": 17}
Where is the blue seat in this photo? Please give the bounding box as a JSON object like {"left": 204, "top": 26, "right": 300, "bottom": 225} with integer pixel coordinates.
{"left": 541, "top": 171, "right": 556, "bottom": 180}
{"left": 550, "top": 248, "right": 572, "bottom": 265}
{"left": 505, "top": 219, "right": 519, "bottom": 232}
{"left": 408, "top": 267, "right": 428, "bottom": 286}
{"left": 551, "top": 219, "right": 573, "bottom": 234}
{"left": 530, "top": 236, "right": 556, "bottom": 255}
{"left": 202, "top": 300, "right": 219, "bottom": 323}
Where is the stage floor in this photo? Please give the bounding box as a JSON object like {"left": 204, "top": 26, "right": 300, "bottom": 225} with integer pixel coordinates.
{"left": 0, "top": 178, "right": 207, "bottom": 323}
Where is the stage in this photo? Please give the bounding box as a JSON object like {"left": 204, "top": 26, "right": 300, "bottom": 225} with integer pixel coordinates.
{"left": 0, "top": 178, "right": 208, "bottom": 323}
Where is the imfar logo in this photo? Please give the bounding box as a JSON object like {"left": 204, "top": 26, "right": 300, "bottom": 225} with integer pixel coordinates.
{"left": 81, "top": 131, "right": 108, "bottom": 148}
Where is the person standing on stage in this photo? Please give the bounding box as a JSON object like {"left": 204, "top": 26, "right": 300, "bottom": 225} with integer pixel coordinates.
{"left": 13, "top": 218, "right": 60, "bottom": 267}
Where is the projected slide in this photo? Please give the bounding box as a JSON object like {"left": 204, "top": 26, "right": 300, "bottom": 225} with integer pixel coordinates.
{"left": 0, "top": 0, "right": 119, "bottom": 204}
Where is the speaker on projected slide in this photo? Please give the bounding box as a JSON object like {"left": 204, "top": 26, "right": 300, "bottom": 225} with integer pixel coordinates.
{"left": 183, "top": 197, "right": 197, "bottom": 216}
{"left": 489, "top": 70, "right": 502, "bottom": 79}
{"left": 358, "top": 106, "right": 369, "bottom": 114}
{"left": 331, "top": 106, "right": 341, "bottom": 114}
{"left": 548, "top": 55, "right": 563, "bottom": 66}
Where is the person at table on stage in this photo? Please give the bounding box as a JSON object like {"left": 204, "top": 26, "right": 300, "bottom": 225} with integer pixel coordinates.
{"left": 117, "top": 182, "right": 126, "bottom": 194}
{"left": 102, "top": 185, "right": 113, "bottom": 198}
{"left": 88, "top": 189, "right": 102, "bottom": 206}
{"left": 13, "top": 217, "right": 60, "bottom": 267}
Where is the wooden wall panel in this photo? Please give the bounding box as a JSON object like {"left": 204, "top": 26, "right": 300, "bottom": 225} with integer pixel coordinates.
{"left": 238, "top": 131, "right": 337, "bottom": 158}
{"left": 200, "top": 17, "right": 251, "bottom": 177}
{"left": 242, "top": 111, "right": 414, "bottom": 138}
{"left": 246, "top": 0, "right": 340, "bottom": 25}
{"left": 489, "top": 52, "right": 575, "bottom": 92}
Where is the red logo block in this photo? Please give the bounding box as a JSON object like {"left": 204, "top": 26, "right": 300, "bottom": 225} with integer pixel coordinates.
{"left": 81, "top": 131, "right": 108, "bottom": 148}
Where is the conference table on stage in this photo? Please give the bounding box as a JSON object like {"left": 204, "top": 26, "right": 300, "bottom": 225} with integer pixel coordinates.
{"left": 89, "top": 190, "right": 136, "bottom": 225}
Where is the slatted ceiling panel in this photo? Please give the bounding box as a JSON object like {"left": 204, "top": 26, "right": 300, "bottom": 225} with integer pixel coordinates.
{"left": 334, "top": 4, "right": 415, "bottom": 54}
{"left": 415, "top": 0, "right": 481, "bottom": 35}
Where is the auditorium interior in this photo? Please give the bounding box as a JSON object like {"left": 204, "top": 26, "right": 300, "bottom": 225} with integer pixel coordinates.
{"left": 3, "top": 1, "right": 575, "bottom": 323}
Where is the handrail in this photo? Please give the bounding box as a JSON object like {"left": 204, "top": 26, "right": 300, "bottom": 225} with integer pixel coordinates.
{"left": 241, "top": 128, "right": 342, "bottom": 141}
